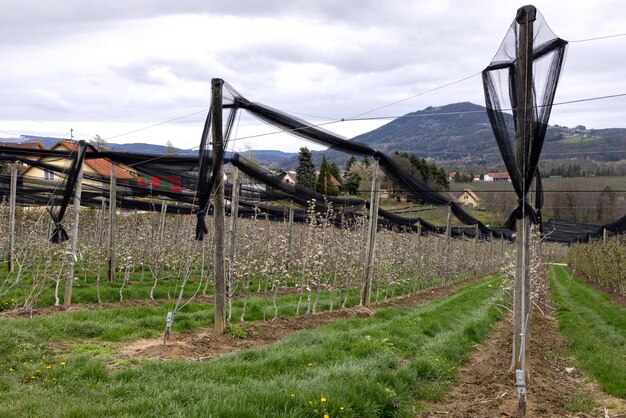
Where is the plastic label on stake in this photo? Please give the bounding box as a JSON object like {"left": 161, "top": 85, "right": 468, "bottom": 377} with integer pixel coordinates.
{"left": 515, "top": 369, "right": 526, "bottom": 396}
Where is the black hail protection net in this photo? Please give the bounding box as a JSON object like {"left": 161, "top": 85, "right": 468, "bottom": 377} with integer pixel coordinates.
{"left": 482, "top": 5, "right": 567, "bottom": 230}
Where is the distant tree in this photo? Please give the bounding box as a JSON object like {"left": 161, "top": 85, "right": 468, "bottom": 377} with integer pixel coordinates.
{"left": 329, "top": 162, "right": 342, "bottom": 183}
{"left": 345, "top": 155, "right": 358, "bottom": 174}
{"left": 165, "top": 140, "right": 178, "bottom": 156}
{"left": 597, "top": 186, "right": 617, "bottom": 223}
{"left": 343, "top": 156, "right": 361, "bottom": 195}
{"left": 269, "top": 164, "right": 283, "bottom": 174}
{"left": 316, "top": 155, "right": 339, "bottom": 196}
{"left": 296, "top": 147, "right": 316, "bottom": 190}
{"left": 89, "top": 134, "right": 108, "bottom": 151}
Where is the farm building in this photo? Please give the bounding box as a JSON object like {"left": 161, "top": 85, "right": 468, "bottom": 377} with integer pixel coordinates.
{"left": 457, "top": 188, "right": 481, "bottom": 208}
{"left": 483, "top": 172, "right": 511, "bottom": 182}
{"left": 21, "top": 140, "right": 135, "bottom": 187}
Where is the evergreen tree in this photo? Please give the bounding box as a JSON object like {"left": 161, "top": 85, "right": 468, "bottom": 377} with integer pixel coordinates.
{"left": 316, "top": 155, "right": 339, "bottom": 196}
{"left": 343, "top": 157, "right": 362, "bottom": 196}
{"left": 329, "top": 162, "right": 342, "bottom": 183}
{"left": 296, "top": 147, "right": 316, "bottom": 190}
{"left": 345, "top": 155, "right": 358, "bottom": 174}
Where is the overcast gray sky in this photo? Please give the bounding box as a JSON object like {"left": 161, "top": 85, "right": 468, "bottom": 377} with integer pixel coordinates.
{"left": 1, "top": 0, "right": 625, "bottom": 152}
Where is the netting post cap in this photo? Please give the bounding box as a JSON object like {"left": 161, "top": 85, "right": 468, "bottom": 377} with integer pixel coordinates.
{"left": 516, "top": 5, "right": 537, "bottom": 23}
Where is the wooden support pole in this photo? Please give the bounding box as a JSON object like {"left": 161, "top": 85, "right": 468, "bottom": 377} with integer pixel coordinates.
{"left": 513, "top": 6, "right": 534, "bottom": 410}
{"left": 475, "top": 223, "right": 480, "bottom": 244}
{"left": 64, "top": 141, "right": 85, "bottom": 308}
{"left": 361, "top": 160, "right": 381, "bottom": 306}
{"left": 7, "top": 162, "right": 17, "bottom": 274}
{"left": 212, "top": 78, "right": 226, "bottom": 334}
{"left": 108, "top": 162, "right": 117, "bottom": 282}
{"left": 603, "top": 227, "right": 607, "bottom": 243}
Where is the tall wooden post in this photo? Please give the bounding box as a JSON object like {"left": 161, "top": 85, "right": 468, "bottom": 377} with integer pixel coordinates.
{"left": 7, "top": 162, "right": 17, "bottom": 273}
{"left": 64, "top": 141, "right": 85, "bottom": 308}
{"left": 212, "top": 78, "right": 226, "bottom": 334}
{"left": 108, "top": 162, "right": 117, "bottom": 282}
{"left": 602, "top": 227, "right": 607, "bottom": 243}
{"left": 513, "top": 6, "right": 534, "bottom": 410}
{"left": 361, "top": 160, "right": 381, "bottom": 306}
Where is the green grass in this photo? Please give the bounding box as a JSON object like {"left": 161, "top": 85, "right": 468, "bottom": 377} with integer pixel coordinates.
{"left": 0, "top": 275, "right": 503, "bottom": 417}
{"left": 558, "top": 136, "right": 596, "bottom": 144}
{"left": 549, "top": 265, "right": 626, "bottom": 399}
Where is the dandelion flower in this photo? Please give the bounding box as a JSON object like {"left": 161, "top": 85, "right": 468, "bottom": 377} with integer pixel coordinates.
{"left": 30, "top": 376, "right": 36, "bottom": 379}
{"left": 324, "top": 414, "right": 329, "bottom": 418}
{"left": 8, "top": 368, "right": 14, "bottom": 372}
{"left": 307, "top": 362, "right": 313, "bottom": 367}
{"left": 321, "top": 397, "right": 327, "bottom": 403}
{"left": 60, "top": 362, "right": 66, "bottom": 366}
{"left": 290, "top": 394, "right": 295, "bottom": 398}
{"left": 46, "top": 365, "right": 52, "bottom": 369}
{"left": 340, "top": 406, "right": 344, "bottom": 411}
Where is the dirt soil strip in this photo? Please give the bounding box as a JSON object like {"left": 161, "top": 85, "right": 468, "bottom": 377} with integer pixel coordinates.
{"left": 418, "top": 312, "right": 626, "bottom": 418}
{"left": 118, "top": 276, "right": 483, "bottom": 361}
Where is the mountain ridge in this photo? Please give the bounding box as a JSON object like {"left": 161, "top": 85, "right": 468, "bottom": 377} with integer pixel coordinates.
{"left": 8, "top": 102, "right": 626, "bottom": 169}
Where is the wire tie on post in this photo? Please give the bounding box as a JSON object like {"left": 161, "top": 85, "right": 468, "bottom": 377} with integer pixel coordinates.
{"left": 163, "top": 311, "right": 175, "bottom": 344}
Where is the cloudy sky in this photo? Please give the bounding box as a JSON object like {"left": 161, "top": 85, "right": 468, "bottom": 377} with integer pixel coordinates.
{"left": 1, "top": 0, "right": 624, "bottom": 152}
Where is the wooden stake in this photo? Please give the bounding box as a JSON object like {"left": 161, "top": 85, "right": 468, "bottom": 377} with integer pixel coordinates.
{"left": 513, "top": 6, "right": 534, "bottom": 408}
{"left": 212, "top": 78, "right": 226, "bottom": 334}
{"left": 361, "top": 160, "right": 381, "bottom": 306}
{"left": 108, "top": 161, "right": 117, "bottom": 282}
{"left": 64, "top": 141, "right": 85, "bottom": 308}
{"left": 7, "top": 162, "right": 17, "bottom": 273}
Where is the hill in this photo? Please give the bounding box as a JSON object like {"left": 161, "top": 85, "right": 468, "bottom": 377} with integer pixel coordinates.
{"left": 10, "top": 103, "right": 626, "bottom": 170}
{"left": 353, "top": 102, "right": 500, "bottom": 161}
{"left": 352, "top": 102, "right": 626, "bottom": 163}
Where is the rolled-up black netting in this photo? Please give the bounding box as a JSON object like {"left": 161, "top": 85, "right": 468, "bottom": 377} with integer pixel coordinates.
{"left": 482, "top": 5, "right": 567, "bottom": 230}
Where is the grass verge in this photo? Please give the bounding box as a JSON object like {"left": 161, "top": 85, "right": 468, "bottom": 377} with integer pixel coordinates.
{"left": 549, "top": 265, "right": 626, "bottom": 399}
{"left": 0, "top": 276, "right": 502, "bottom": 417}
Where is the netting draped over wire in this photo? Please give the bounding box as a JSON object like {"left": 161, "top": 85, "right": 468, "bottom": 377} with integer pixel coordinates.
{"left": 226, "top": 84, "right": 494, "bottom": 232}
{"left": 482, "top": 5, "right": 567, "bottom": 230}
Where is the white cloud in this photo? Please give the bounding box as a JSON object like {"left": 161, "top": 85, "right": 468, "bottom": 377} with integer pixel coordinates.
{"left": 0, "top": 0, "right": 625, "bottom": 152}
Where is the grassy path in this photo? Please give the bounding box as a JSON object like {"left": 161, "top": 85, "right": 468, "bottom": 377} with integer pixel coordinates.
{"left": 549, "top": 265, "right": 626, "bottom": 399}
{"left": 0, "top": 276, "right": 502, "bottom": 417}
